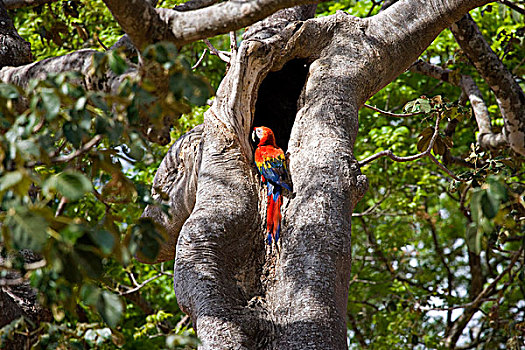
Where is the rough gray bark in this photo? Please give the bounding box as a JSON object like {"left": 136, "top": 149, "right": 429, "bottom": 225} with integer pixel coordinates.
{"left": 139, "top": 125, "right": 203, "bottom": 262}
{"left": 0, "top": 0, "right": 32, "bottom": 68}
{"left": 140, "top": 1, "right": 496, "bottom": 348}
{"left": 410, "top": 60, "right": 508, "bottom": 150}
{"left": 451, "top": 15, "right": 525, "bottom": 156}
{"left": 0, "top": 252, "right": 51, "bottom": 349}
{"left": 102, "top": 0, "right": 317, "bottom": 48}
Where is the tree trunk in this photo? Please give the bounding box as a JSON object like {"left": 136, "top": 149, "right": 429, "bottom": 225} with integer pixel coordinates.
{"left": 140, "top": 1, "right": 494, "bottom": 348}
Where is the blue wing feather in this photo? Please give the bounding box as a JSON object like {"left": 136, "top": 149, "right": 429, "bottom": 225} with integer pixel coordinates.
{"left": 260, "top": 157, "right": 291, "bottom": 191}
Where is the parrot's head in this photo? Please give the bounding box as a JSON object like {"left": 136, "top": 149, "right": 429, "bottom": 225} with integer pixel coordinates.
{"left": 252, "top": 126, "right": 276, "bottom": 146}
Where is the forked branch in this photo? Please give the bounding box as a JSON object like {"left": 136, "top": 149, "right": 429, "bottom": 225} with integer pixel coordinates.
{"left": 410, "top": 60, "right": 508, "bottom": 151}
{"left": 443, "top": 247, "right": 524, "bottom": 348}
{"left": 359, "top": 114, "right": 464, "bottom": 181}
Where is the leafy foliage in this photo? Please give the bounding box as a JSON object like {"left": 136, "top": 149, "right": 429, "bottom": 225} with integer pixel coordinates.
{"left": 346, "top": 2, "right": 524, "bottom": 349}
{"left": 1, "top": 2, "right": 219, "bottom": 343}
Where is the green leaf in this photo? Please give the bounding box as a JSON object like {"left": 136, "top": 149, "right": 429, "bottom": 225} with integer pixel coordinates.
{"left": 0, "top": 171, "right": 24, "bottom": 192}
{"left": 73, "top": 246, "right": 103, "bottom": 278}
{"left": 123, "top": 134, "right": 145, "bottom": 161}
{"left": 5, "top": 207, "right": 48, "bottom": 251}
{"left": 130, "top": 218, "right": 166, "bottom": 263}
{"left": 466, "top": 223, "right": 482, "bottom": 254}
{"left": 480, "top": 192, "right": 498, "bottom": 219}
{"left": 487, "top": 177, "right": 507, "bottom": 202}
{"left": 89, "top": 229, "right": 115, "bottom": 255}
{"left": 97, "top": 291, "right": 123, "bottom": 328}
{"left": 0, "top": 84, "right": 20, "bottom": 99}
{"left": 81, "top": 284, "right": 101, "bottom": 306}
{"left": 417, "top": 98, "right": 432, "bottom": 113}
{"left": 60, "top": 224, "right": 86, "bottom": 244}
{"left": 89, "top": 93, "right": 109, "bottom": 112}
{"left": 470, "top": 189, "right": 483, "bottom": 223}
{"left": 17, "top": 139, "right": 41, "bottom": 158}
{"left": 183, "top": 75, "right": 212, "bottom": 106}
{"left": 45, "top": 170, "right": 92, "bottom": 201}
{"left": 63, "top": 122, "right": 84, "bottom": 148}
{"left": 108, "top": 51, "right": 128, "bottom": 75}
{"left": 41, "top": 89, "right": 61, "bottom": 119}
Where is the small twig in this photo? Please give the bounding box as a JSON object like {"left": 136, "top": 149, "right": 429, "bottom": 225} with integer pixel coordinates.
{"left": 428, "top": 153, "right": 464, "bottom": 182}
{"left": 152, "top": 263, "right": 175, "bottom": 277}
{"left": 24, "top": 259, "right": 47, "bottom": 270}
{"left": 192, "top": 49, "right": 208, "bottom": 70}
{"left": 364, "top": 103, "right": 424, "bottom": 117}
{"left": 127, "top": 270, "right": 139, "bottom": 287}
{"left": 55, "top": 196, "right": 68, "bottom": 217}
{"left": 26, "top": 135, "right": 103, "bottom": 168}
{"left": 348, "top": 299, "right": 380, "bottom": 311}
{"left": 175, "top": 314, "right": 190, "bottom": 332}
{"left": 120, "top": 273, "right": 164, "bottom": 295}
{"left": 352, "top": 188, "right": 391, "bottom": 217}
{"left": 32, "top": 116, "right": 45, "bottom": 134}
{"left": 97, "top": 37, "right": 109, "bottom": 51}
{"left": 422, "top": 298, "right": 498, "bottom": 312}
{"left": 444, "top": 247, "right": 524, "bottom": 347}
{"left": 366, "top": 0, "right": 382, "bottom": 16}
{"left": 512, "top": 55, "right": 525, "bottom": 75}
{"left": 0, "top": 259, "right": 47, "bottom": 271}
{"left": 348, "top": 312, "right": 369, "bottom": 347}
{"left": 52, "top": 134, "right": 103, "bottom": 163}
{"left": 360, "top": 114, "right": 441, "bottom": 166}
{"left": 203, "top": 39, "right": 231, "bottom": 63}
{"left": 359, "top": 115, "right": 464, "bottom": 181}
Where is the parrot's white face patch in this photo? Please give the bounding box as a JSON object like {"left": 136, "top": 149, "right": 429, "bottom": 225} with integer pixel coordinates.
{"left": 256, "top": 128, "right": 264, "bottom": 139}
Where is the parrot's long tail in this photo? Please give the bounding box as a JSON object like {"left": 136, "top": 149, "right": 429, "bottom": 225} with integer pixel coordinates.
{"left": 266, "top": 185, "right": 283, "bottom": 245}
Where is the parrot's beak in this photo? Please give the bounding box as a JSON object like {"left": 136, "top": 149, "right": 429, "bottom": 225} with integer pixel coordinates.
{"left": 251, "top": 129, "right": 257, "bottom": 143}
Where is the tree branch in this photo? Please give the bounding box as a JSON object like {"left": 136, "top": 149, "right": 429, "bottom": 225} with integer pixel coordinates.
{"left": 101, "top": 0, "right": 173, "bottom": 50}
{"left": 359, "top": 114, "right": 464, "bottom": 181}
{"left": 363, "top": 103, "right": 423, "bottom": 117}
{"left": 0, "top": 1, "right": 33, "bottom": 68}
{"left": 451, "top": 15, "right": 525, "bottom": 156}
{"left": 410, "top": 60, "right": 508, "bottom": 151}
{"left": 443, "top": 247, "right": 523, "bottom": 348}
{"left": 366, "top": 0, "right": 494, "bottom": 102}
{"left": 203, "top": 39, "right": 231, "bottom": 63}
{"left": 25, "top": 134, "right": 103, "bottom": 168}
{"left": 173, "top": 0, "right": 219, "bottom": 11}
{"left": 499, "top": 0, "right": 525, "bottom": 15}
{"left": 347, "top": 312, "right": 368, "bottom": 348}
{"left": 191, "top": 48, "right": 208, "bottom": 70}
{"left": 460, "top": 75, "right": 508, "bottom": 149}
{"left": 103, "top": 0, "right": 317, "bottom": 49}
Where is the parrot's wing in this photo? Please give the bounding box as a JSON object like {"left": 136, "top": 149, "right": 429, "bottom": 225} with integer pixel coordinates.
{"left": 260, "top": 154, "right": 291, "bottom": 191}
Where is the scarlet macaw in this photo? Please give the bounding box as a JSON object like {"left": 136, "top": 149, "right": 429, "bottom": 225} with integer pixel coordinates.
{"left": 252, "top": 126, "right": 291, "bottom": 245}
